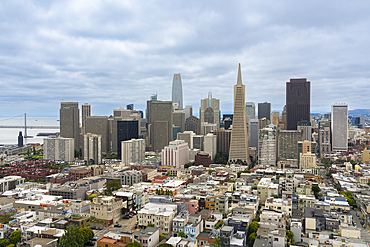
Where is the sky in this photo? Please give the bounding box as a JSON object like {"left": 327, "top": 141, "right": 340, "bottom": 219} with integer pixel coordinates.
{"left": 1, "top": 1, "right": 370, "bottom": 118}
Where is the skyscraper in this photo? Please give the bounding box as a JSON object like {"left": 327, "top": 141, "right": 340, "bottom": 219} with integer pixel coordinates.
{"left": 286, "top": 78, "right": 310, "bottom": 130}
{"left": 117, "top": 120, "right": 139, "bottom": 158}
{"left": 228, "top": 64, "right": 250, "bottom": 164}
{"left": 199, "top": 93, "right": 220, "bottom": 128}
{"left": 60, "top": 102, "right": 80, "bottom": 150}
{"left": 331, "top": 104, "right": 348, "bottom": 152}
{"left": 245, "top": 102, "right": 255, "bottom": 122}
{"left": 258, "top": 102, "right": 271, "bottom": 120}
{"left": 81, "top": 103, "right": 91, "bottom": 134}
{"left": 149, "top": 101, "right": 173, "bottom": 152}
{"left": 172, "top": 74, "right": 183, "bottom": 109}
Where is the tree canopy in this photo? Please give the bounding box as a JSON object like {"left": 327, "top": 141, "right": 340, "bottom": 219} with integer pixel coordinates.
{"left": 103, "top": 180, "right": 122, "bottom": 196}
{"left": 79, "top": 227, "right": 94, "bottom": 243}
{"left": 0, "top": 239, "right": 9, "bottom": 247}
{"left": 178, "top": 231, "right": 186, "bottom": 238}
{"left": 127, "top": 242, "right": 143, "bottom": 247}
{"left": 10, "top": 230, "right": 20, "bottom": 246}
{"left": 58, "top": 225, "right": 84, "bottom": 247}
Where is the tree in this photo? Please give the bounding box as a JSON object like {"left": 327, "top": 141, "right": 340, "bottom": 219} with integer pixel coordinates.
{"left": 147, "top": 223, "right": 154, "bottom": 227}
{"left": 214, "top": 221, "right": 225, "bottom": 228}
{"left": 247, "top": 233, "right": 256, "bottom": 247}
{"left": 286, "top": 230, "right": 295, "bottom": 246}
{"left": 312, "top": 184, "right": 321, "bottom": 199}
{"left": 178, "top": 231, "right": 186, "bottom": 238}
{"left": 6, "top": 244, "right": 14, "bottom": 247}
{"left": 33, "top": 146, "right": 36, "bottom": 155}
{"left": 210, "top": 237, "right": 221, "bottom": 247}
{"left": 184, "top": 163, "right": 194, "bottom": 169}
{"left": 58, "top": 225, "right": 84, "bottom": 247}
{"left": 248, "top": 221, "right": 259, "bottom": 236}
{"left": 127, "top": 242, "right": 143, "bottom": 247}
{"left": 159, "top": 233, "right": 167, "bottom": 240}
{"left": 89, "top": 194, "right": 99, "bottom": 202}
{"left": 0, "top": 239, "right": 9, "bottom": 247}
{"left": 103, "top": 180, "right": 122, "bottom": 196}
{"left": 0, "top": 209, "right": 16, "bottom": 223}
{"left": 215, "top": 152, "right": 229, "bottom": 164}
{"left": 227, "top": 179, "right": 235, "bottom": 183}
{"left": 79, "top": 227, "right": 94, "bottom": 243}
{"left": 27, "top": 149, "right": 30, "bottom": 156}
{"left": 10, "top": 230, "right": 21, "bottom": 246}
{"left": 157, "top": 244, "right": 173, "bottom": 247}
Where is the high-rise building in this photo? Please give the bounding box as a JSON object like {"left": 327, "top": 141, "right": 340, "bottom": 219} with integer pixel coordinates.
{"left": 249, "top": 119, "right": 259, "bottom": 151}
{"left": 258, "top": 126, "right": 277, "bottom": 166}
{"left": 271, "top": 111, "right": 280, "bottom": 126}
{"left": 149, "top": 101, "right": 173, "bottom": 152}
{"left": 318, "top": 120, "right": 331, "bottom": 157}
{"left": 44, "top": 137, "right": 74, "bottom": 162}
{"left": 162, "top": 140, "right": 189, "bottom": 168}
{"left": 60, "top": 102, "right": 80, "bottom": 150}
{"left": 212, "top": 128, "right": 231, "bottom": 154}
{"left": 297, "top": 140, "right": 316, "bottom": 169}
{"left": 192, "top": 135, "right": 204, "bottom": 150}
{"left": 85, "top": 116, "right": 109, "bottom": 154}
{"left": 245, "top": 102, "right": 255, "bottom": 122}
{"left": 83, "top": 133, "right": 102, "bottom": 164}
{"left": 173, "top": 109, "right": 186, "bottom": 132}
{"left": 277, "top": 130, "right": 303, "bottom": 164}
{"left": 117, "top": 120, "right": 139, "bottom": 158}
{"left": 258, "top": 102, "right": 271, "bottom": 120}
{"left": 81, "top": 103, "right": 91, "bottom": 135}
{"left": 184, "top": 106, "right": 193, "bottom": 120}
{"left": 121, "top": 139, "right": 145, "bottom": 166}
{"left": 228, "top": 64, "right": 250, "bottom": 164}
{"left": 126, "top": 104, "right": 134, "bottom": 110}
{"left": 331, "top": 104, "right": 348, "bottom": 152}
{"left": 172, "top": 74, "right": 183, "bottom": 109}
{"left": 199, "top": 93, "right": 220, "bottom": 128}
{"left": 185, "top": 116, "right": 201, "bottom": 135}
{"left": 177, "top": 131, "right": 195, "bottom": 149}
{"left": 297, "top": 121, "right": 312, "bottom": 141}
{"left": 204, "top": 133, "right": 217, "bottom": 161}
{"left": 286, "top": 79, "right": 310, "bottom": 130}
{"left": 113, "top": 108, "right": 141, "bottom": 135}
{"left": 201, "top": 122, "right": 217, "bottom": 135}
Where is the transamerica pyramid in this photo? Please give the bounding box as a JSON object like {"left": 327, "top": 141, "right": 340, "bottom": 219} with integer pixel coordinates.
{"left": 228, "top": 64, "right": 251, "bottom": 164}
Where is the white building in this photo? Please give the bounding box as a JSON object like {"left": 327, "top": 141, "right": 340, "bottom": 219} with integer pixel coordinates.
{"left": 331, "top": 104, "right": 348, "bottom": 152}
{"left": 201, "top": 122, "right": 218, "bottom": 135}
{"left": 121, "top": 139, "right": 145, "bottom": 165}
{"left": 204, "top": 134, "right": 217, "bottom": 161}
{"left": 84, "top": 133, "right": 102, "bottom": 164}
{"left": 258, "top": 126, "right": 276, "bottom": 166}
{"left": 162, "top": 140, "right": 189, "bottom": 168}
{"left": 44, "top": 137, "right": 74, "bottom": 162}
{"left": 300, "top": 152, "right": 316, "bottom": 170}
{"left": 0, "top": 176, "right": 25, "bottom": 193}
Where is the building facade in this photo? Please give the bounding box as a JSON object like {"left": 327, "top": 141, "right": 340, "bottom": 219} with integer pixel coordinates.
{"left": 258, "top": 102, "right": 271, "bottom": 120}
{"left": 331, "top": 104, "right": 348, "bottom": 152}
{"left": 245, "top": 102, "right": 255, "bottom": 122}
{"left": 149, "top": 101, "right": 173, "bottom": 152}
{"left": 60, "top": 102, "right": 80, "bottom": 149}
{"left": 81, "top": 103, "right": 91, "bottom": 135}
{"left": 44, "top": 137, "right": 74, "bottom": 162}
{"left": 121, "top": 139, "right": 145, "bottom": 166}
{"left": 83, "top": 133, "right": 102, "bottom": 164}
{"left": 286, "top": 78, "right": 310, "bottom": 130}
{"left": 162, "top": 140, "right": 189, "bottom": 168}
{"left": 172, "top": 74, "right": 183, "bottom": 109}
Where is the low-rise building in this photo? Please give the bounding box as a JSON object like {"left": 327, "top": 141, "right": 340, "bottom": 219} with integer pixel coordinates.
{"left": 90, "top": 196, "right": 122, "bottom": 226}
{"left": 132, "top": 227, "right": 160, "bottom": 247}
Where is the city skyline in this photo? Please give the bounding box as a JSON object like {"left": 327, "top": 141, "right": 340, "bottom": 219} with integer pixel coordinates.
{"left": 1, "top": 1, "right": 370, "bottom": 116}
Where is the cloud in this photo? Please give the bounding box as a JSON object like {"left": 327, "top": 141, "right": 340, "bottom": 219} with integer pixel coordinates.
{"left": 0, "top": 0, "right": 370, "bottom": 117}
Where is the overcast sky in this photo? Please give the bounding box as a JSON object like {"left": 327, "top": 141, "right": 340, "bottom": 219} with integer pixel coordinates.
{"left": 1, "top": 1, "right": 370, "bottom": 117}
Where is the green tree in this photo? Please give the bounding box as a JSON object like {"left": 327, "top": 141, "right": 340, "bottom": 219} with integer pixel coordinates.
{"left": 312, "top": 184, "right": 321, "bottom": 199}
{"left": 215, "top": 152, "right": 229, "bottom": 164}
{"left": 103, "top": 180, "right": 122, "bottom": 196}
{"left": 159, "top": 233, "right": 167, "bottom": 240}
{"left": 0, "top": 209, "right": 16, "bottom": 223}
{"left": 127, "top": 242, "right": 143, "bottom": 247}
{"left": 147, "top": 223, "right": 154, "bottom": 227}
{"left": 58, "top": 225, "right": 84, "bottom": 247}
{"left": 27, "top": 149, "right": 30, "bottom": 156}
{"left": 157, "top": 244, "right": 173, "bottom": 247}
{"left": 79, "top": 227, "right": 94, "bottom": 243}
{"left": 215, "top": 221, "right": 225, "bottom": 228}
{"left": 227, "top": 179, "right": 235, "bottom": 183}
{"left": 10, "top": 230, "right": 21, "bottom": 246}
{"left": 178, "top": 231, "right": 186, "bottom": 238}
{"left": 247, "top": 232, "right": 256, "bottom": 247}
{"left": 89, "top": 194, "right": 99, "bottom": 202}
{"left": 286, "top": 230, "right": 295, "bottom": 246}
{"left": 184, "top": 163, "right": 194, "bottom": 169}
{"left": 0, "top": 239, "right": 9, "bottom": 247}
{"left": 210, "top": 237, "right": 221, "bottom": 247}
{"left": 248, "top": 221, "right": 259, "bottom": 236}
{"left": 33, "top": 146, "right": 36, "bottom": 155}
{"left": 6, "top": 244, "right": 14, "bottom": 247}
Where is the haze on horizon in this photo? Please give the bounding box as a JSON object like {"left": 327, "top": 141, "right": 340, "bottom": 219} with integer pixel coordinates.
{"left": 1, "top": 1, "right": 370, "bottom": 117}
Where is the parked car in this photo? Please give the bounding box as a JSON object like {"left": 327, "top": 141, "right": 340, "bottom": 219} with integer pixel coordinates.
{"left": 90, "top": 226, "right": 96, "bottom": 230}
{"left": 123, "top": 215, "right": 130, "bottom": 219}
{"left": 85, "top": 241, "right": 95, "bottom": 246}
{"left": 128, "top": 214, "right": 133, "bottom": 218}
{"left": 96, "top": 227, "right": 103, "bottom": 230}
{"left": 114, "top": 224, "right": 122, "bottom": 227}
{"left": 91, "top": 237, "right": 99, "bottom": 241}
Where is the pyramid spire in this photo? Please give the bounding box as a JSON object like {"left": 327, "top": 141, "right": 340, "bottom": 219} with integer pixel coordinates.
{"left": 237, "top": 63, "right": 242, "bottom": 85}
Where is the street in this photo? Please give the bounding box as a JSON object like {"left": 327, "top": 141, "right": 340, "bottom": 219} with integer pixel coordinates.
{"left": 352, "top": 208, "right": 370, "bottom": 243}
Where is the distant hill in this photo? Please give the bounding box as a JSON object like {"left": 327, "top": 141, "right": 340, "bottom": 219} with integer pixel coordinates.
{"left": 348, "top": 109, "right": 370, "bottom": 116}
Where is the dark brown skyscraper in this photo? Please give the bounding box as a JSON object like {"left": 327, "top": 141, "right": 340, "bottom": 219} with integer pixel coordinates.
{"left": 286, "top": 78, "right": 310, "bottom": 130}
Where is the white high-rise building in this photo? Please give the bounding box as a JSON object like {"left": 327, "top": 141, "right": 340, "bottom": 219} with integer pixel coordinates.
{"left": 331, "top": 104, "right": 348, "bottom": 152}
{"left": 44, "top": 137, "right": 74, "bottom": 162}
{"left": 84, "top": 133, "right": 102, "bottom": 164}
{"left": 258, "top": 126, "right": 277, "bottom": 166}
{"left": 204, "top": 133, "right": 217, "bottom": 161}
{"left": 121, "top": 139, "right": 145, "bottom": 166}
{"left": 162, "top": 140, "right": 189, "bottom": 168}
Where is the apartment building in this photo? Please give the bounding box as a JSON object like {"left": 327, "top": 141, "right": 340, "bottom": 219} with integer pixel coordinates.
{"left": 90, "top": 196, "right": 123, "bottom": 226}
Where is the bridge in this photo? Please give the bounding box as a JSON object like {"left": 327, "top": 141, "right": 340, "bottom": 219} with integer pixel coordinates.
{"left": 0, "top": 125, "right": 59, "bottom": 129}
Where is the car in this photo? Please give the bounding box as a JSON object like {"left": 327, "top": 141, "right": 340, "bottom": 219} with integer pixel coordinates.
{"left": 85, "top": 241, "right": 95, "bottom": 246}
{"left": 128, "top": 214, "right": 133, "bottom": 218}
{"left": 90, "top": 226, "right": 96, "bottom": 230}
{"left": 96, "top": 227, "right": 103, "bottom": 230}
{"left": 91, "top": 237, "right": 99, "bottom": 241}
{"left": 123, "top": 215, "right": 130, "bottom": 219}
{"left": 363, "top": 224, "right": 366, "bottom": 228}
{"left": 114, "top": 224, "right": 122, "bottom": 227}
